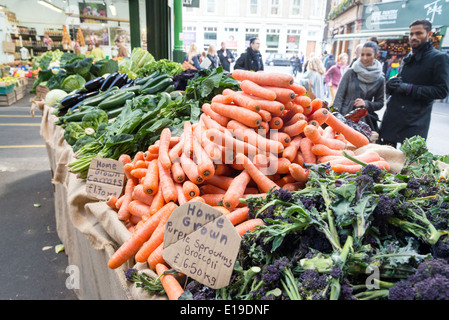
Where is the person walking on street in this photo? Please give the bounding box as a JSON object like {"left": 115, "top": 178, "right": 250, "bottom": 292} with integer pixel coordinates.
{"left": 183, "top": 43, "right": 202, "bottom": 70}
{"left": 200, "top": 44, "right": 220, "bottom": 69}
{"left": 294, "top": 55, "right": 302, "bottom": 76}
{"left": 217, "top": 42, "right": 235, "bottom": 72}
{"left": 298, "top": 56, "right": 326, "bottom": 100}
{"left": 332, "top": 41, "right": 385, "bottom": 133}
{"left": 379, "top": 19, "right": 449, "bottom": 148}
{"left": 91, "top": 42, "right": 106, "bottom": 61}
{"left": 325, "top": 54, "right": 336, "bottom": 71}
{"left": 324, "top": 53, "right": 349, "bottom": 104}
{"left": 115, "top": 39, "right": 128, "bottom": 58}
{"left": 234, "top": 37, "right": 264, "bottom": 72}
{"left": 349, "top": 44, "right": 363, "bottom": 68}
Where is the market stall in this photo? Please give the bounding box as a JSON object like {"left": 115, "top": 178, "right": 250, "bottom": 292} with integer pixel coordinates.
{"left": 32, "top": 49, "right": 449, "bottom": 300}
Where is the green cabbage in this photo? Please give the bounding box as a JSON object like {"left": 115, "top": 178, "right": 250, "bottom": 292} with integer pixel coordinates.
{"left": 45, "top": 89, "right": 68, "bottom": 106}
{"left": 61, "top": 74, "right": 86, "bottom": 92}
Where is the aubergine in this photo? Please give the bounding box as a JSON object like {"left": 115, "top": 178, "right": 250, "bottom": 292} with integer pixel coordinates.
{"left": 84, "top": 77, "right": 105, "bottom": 92}
{"left": 59, "top": 93, "right": 84, "bottom": 109}
{"left": 100, "top": 72, "right": 119, "bottom": 91}
{"left": 108, "top": 73, "right": 129, "bottom": 89}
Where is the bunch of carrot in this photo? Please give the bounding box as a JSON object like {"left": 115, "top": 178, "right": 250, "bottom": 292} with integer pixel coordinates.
{"left": 104, "top": 69, "right": 391, "bottom": 299}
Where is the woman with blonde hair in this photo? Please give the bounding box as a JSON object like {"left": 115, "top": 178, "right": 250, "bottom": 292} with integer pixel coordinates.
{"left": 183, "top": 43, "right": 202, "bottom": 70}
{"left": 298, "top": 56, "right": 326, "bottom": 100}
{"left": 200, "top": 44, "right": 221, "bottom": 69}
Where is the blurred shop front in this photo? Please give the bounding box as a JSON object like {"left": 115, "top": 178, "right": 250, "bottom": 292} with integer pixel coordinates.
{"left": 330, "top": 0, "right": 448, "bottom": 62}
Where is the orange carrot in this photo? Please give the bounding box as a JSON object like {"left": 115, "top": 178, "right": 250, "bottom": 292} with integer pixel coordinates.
{"left": 171, "top": 160, "right": 185, "bottom": 183}
{"left": 300, "top": 137, "right": 317, "bottom": 164}
{"left": 270, "top": 131, "right": 291, "bottom": 147}
{"left": 235, "top": 218, "right": 265, "bottom": 236}
{"left": 269, "top": 117, "right": 283, "bottom": 130}
{"left": 289, "top": 83, "right": 307, "bottom": 96}
{"left": 168, "top": 136, "right": 184, "bottom": 162}
{"left": 240, "top": 80, "right": 276, "bottom": 101}
{"left": 275, "top": 157, "right": 292, "bottom": 175}
{"left": 331, "top": 160, "right": 390, "bottom": 174}
{"left": 175, "top": 183, "right": 187, "bottom": 205}
{"left": 283, "top": 182, "right": 305, "bottom": 191}
{"left": 236, "top": 153, "right": 279, "bottom": 193}
{"left": 258, "top": 109, "right": 272, "bottom": 122}
{"left": 294, "top": 95, "right": 311, "bottom": 109}
{"left": 150, "top": 185, "right": 165, "bottom": 215}
{"left": 133, "top": 151, "right": 145, "bottom": 164}
{"left": 294, "top": 150, "right": 305, "bottom": 166}
{"left": 106, "top": 195, "right": 118, "bottom": 209}
{"left": 148, "top": 244, "right": 165, "bottom": 270}
{"left": 183, "top": 121, "right": 194, "bottom": 157}
{"left": 309, "top": 107, "right": 329, "bottom": 126}
{"left": 128, "top": 200, "right": 152, "bottom": 218}
{"left": 115, "top": 194, "right": 125, "bottom": 210}
{"left": 284, "top": 113, "right": 305, "bottom": 126}
{"left": 141, "top": 159, "right": 159, "bottom": 195}
{"left": 225, "top": 207, "right": 250, "bottom": 226}
{"left": 213, "top": 163, "right": 235, "bottom": 176}
{"left": 180, "top": 152, "right": 204, "bottom": 184}
{"left": 155, "top": 263, "right": 184, "bottom": 300}
{"left": 310, "top": 99, "right": 323, "bottom": 113}
{"left": 289, "top": 163, "right": 310, "bottom": 183}
{"left": 201, "top": 193, "right": 225, "bottom": 206}
{"left": 135, "top": 201, "right": 178, "bottom": 263}
{"left": 282, "top": 119, "right": 308, "bottom": 137}
{"left": 158, "top": 159, "right": 178, "bottom": 203}
{"left": 222, "top": 89, "right": 261, "bottom": 112}
{"left": 194, "top": 123, "right": 223, "bottom": 161}
{"left": 223, "top": 170, "right": 251, "bottom": 209}
{"left": 226, "top": 120, "right": 284, "bottom": 154}
{"left": 275, "top": 174, "right": 296, "bottom": 187}
{"left": 183, "top": 180, "right": 200, "bottom": 200}
{"left": 324, "top": 112, "right": 370, "bottom": 148}
{"left": 202, "top": 103, "right": 230, "bottom": 127}
{"left": 200, "top": 184, "right": 226, "bottom": 195}
{"left": 124, "top": 162, "right": 135, "bottom": 181}
{"left": 211, "top": 94, "right": 234, "bottom": 104}
{"left": 205, "top": 175, "right": 234, "bottom": 190}
{"left": 108, "top": 202, "right": 178, "bottom": 269}
{"left": 200, "top": 113, "right": 227, "bottom": 132}
{"left": 117, "top": 178, "right": 136, "bottom": 221}
{"left": 240, "top": 93, "right": 285, "bottom": 116}
{"left": 159, "top": 128, "right": 172, "bottom": 170}
{"left": 282, "top": 136, "right": 302, "bottom": 162}
{"left": 193, "top": 136, "right": 215, "bottom": 180}
{"left": 206, "top": 128, "right": 260, "bottom": 157}
{"left": 262, "top": 86, "right": 296, "bottom": 104}
{"left": 311, "top": 144, "right": 352, "bottom": 157}
{"left": 188, "top": 196, "right": 206, "bottom": 203}
{"left": 210, "top": 102, "right": 262, "bottom": 128}
{"left": 326, "top": 151, "right": 382, "bottom": 166}
{"left": 132, "top": 184, "right": 154, "bottom": 206}
{"left": 232, "top": 70, "right": 294, "bottom": 88}
{"left": 118, "top": 154, "right": 132, "bottom": 165}
{"left": 303, "top": 124, "right": 347, "bottom": 150}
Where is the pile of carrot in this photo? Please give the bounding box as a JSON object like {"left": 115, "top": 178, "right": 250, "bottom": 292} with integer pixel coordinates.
{"left": 104, "top": 69, "right": 391, "bottom": 299}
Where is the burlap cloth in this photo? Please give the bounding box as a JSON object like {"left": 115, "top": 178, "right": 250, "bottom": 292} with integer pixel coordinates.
{"left": 35, "top": 101, "right": 166, "bottom": 300}
{"left": 34, "top": 99, "right": 410, "bottom": 300}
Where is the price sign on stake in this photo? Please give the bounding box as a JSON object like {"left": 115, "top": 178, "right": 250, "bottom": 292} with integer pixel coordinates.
{"left": 85, "top": 158, "right": 125, "bottom": 200}
{"left": 163, "top": 202, "right": 241, "bottom": 289}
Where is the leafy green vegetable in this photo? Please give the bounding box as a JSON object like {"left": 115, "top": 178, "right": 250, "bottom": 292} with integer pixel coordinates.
{"left": 81, "top": 109, "right": 108, "bottom": 131}
{"left": 64, "top": 122, "right": 85, "bottom": 146}
{"left": 90, "top": 59, "right": 118, "bottom": 77}
{"left": 137, "top": 59, "right": 183, "bottom": 78}
{"left": 61, "top": 74, "right": 86, "bottom": 92}
{"left": 62, "top": 57, "right": 94, "bottom": 77}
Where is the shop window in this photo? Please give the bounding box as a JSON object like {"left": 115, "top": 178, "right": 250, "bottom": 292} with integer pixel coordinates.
{"left": 291, "top": 0, "right": 303, "bottom": 17}
{"left": 249, "top": 0, "right": 260, "bottom": 15}
{"left": 269, "top": 0, "right": 281, "bottom": 16}
{"left": 310, "top": 0, "right": 323, "bottom": 18}
{"left": 286, "top": 30, "right": 300, "bottom": 53}
{"left": 204, "top": 27, "right": 217, "bottom": 50}
{"left": 266, "top": 30, "right": 280, "bottom": 52}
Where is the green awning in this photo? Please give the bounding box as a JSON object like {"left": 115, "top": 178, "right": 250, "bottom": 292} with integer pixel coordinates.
{"left": 333, "top": 29, "right": 409, "bottom": 41}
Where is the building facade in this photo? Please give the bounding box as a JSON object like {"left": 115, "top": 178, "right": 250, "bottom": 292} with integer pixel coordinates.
{"left": 181, "top": 0, "right": 330, "bottom": 61}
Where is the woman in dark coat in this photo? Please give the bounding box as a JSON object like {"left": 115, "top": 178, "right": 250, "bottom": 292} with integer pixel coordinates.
{"left": 379, "top": 20, "right": 449, "bottom": 147}
{"left": 333, "top": 41, "right": 385, "bottom": 132}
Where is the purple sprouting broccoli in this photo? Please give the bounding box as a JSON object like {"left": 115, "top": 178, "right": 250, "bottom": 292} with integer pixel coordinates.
{"left": 388, "top": 258, "right": 449, "bottom": 300}
{"left": 362, "top": 164, "right": 383, "bottom": 182}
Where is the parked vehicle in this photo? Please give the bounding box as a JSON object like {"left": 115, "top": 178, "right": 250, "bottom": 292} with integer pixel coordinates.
{"left": 265, "top": 53, "right": 291, "bottom": 66}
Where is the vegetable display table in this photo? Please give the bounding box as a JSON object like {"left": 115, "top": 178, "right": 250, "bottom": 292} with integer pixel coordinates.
{"left": 37, "top": 101, "right": 166, "bottom": 300}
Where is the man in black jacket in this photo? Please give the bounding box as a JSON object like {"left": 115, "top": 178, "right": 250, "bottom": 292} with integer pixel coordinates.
{"left": 379, "top": 19, "right": 449, "bottom": 148}
{"left": 217, "top": 42, "right": 235, "bottom": 72}
{"left": 234, "top": 37, "right": 264, "bottom": 72}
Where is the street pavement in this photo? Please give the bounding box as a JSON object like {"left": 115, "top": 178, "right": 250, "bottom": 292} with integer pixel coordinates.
{"left": 0, "top": 70, "right": 447, "bottom": 300}
{"left": 0, "top": 93, "right": 78, "bottom": 300}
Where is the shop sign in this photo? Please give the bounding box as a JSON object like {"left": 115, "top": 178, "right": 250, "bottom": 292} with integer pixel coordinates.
{"left": 363, "top": 0, "right": 449, "bottom": 31}
{"left": 86, "top": 158, "right": 125, "bottom": 200}
{"left": 162, "top": 202, "right": 241, "bottom": 289}
{"left": 183, "top": 0, "right": 200, "bottom": 8}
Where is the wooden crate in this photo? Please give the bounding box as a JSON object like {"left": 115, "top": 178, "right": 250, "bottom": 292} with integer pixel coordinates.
{"left": 0, "top": 91, "right": 17, "bottom": 106}
{"left": 36, "top": 85, "right": 50, "bottom": 100}
{"left": 15, "top": 86, "right": 26, "bottom": 101}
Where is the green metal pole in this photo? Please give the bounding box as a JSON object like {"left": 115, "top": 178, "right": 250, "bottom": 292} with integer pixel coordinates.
{"left": 173, "top": 0, "right": 184, "bottom": 63}
{"left": 146, "top": 0, "right": 169, "bottom": 60}
{"left": 128, "top": 0, "right": 141, "bottom": 51}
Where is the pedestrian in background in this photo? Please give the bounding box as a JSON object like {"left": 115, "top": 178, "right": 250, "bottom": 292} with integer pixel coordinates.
{"left": 293, "top": 55, "right": 302, "bottom": 76}
{"left": 379, "top": 19, "right": 449, "bottom": 148}
{"left": 183, "top": 43, "right": 202, "bottom": 70}
{"left": 201, "top": 44, "right": 220, "bottom": 69}
{"left": 332, "top": 41, "right": 385, "bottom": 132}
{"left": 91, "top": 42, "right": 105, "bottom": 61}
{"left": 349, "top": 43, "right": 363, "bottom": 68}
{"left": 324, "top": 52, "right": 349, "bottom": 104}
{"left": 217, "top": 42, "right": 235, "bottom": 72}
{"left": 325, "top": 54, "right": 336, "bottom": 70}
{"left": 115, "top": 39, "right": 128, "bottom": 58}
{"left": 234, "top": 37, "right": 264, "bottom": 72}
{"left": 298, "top": 56, "right": 326, "bottom": 100}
